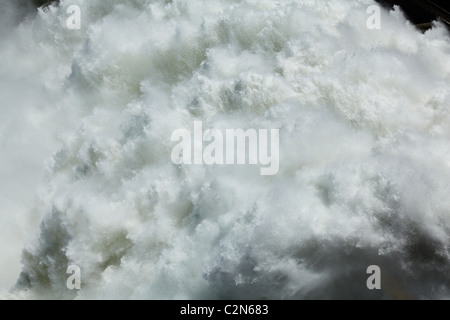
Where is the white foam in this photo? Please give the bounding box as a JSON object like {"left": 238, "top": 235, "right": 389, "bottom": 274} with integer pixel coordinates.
{"left": 1, "top": 0, "right": 449, "bottom": 299}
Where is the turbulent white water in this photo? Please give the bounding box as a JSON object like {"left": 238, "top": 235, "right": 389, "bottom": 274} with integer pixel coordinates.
{"left": 0, "top": 0, "right": 449, "bottom": 299}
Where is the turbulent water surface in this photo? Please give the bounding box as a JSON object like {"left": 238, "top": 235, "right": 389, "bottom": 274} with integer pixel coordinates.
{"left": 0, "top": 0, "right": 449, "bottom": 299}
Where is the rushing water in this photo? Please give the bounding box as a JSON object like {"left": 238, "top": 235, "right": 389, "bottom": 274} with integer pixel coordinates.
{"left": 0, "top": 0, "right": 449, "bottom": 299}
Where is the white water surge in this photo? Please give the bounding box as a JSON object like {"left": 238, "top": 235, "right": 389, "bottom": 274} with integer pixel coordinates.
{"left": 0, "top": 0, "right": 449, "bottom": 299}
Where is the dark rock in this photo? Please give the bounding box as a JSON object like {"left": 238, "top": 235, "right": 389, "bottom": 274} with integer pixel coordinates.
{"left": 376, "top": 0, "right": 450, "bottom": 30}
{"left": 29, "top": 0, "right": 59, "bottom": 8}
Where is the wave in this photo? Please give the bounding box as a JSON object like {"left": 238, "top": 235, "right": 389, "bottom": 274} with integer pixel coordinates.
{"left": 1, "top": 0, "right": 449, "bottom": 299}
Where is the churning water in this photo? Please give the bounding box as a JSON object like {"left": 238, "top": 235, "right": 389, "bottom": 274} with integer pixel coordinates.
{"left": 0, "top": 0, "right": 449, "bottom": 299}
